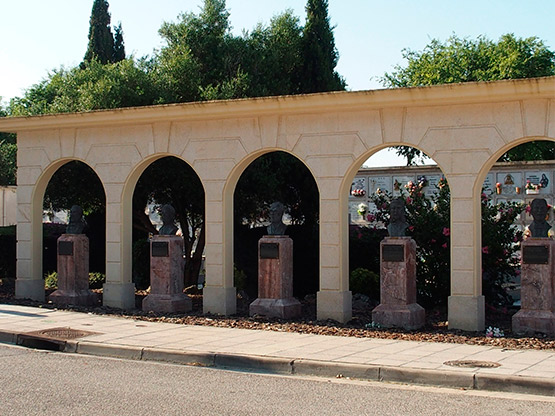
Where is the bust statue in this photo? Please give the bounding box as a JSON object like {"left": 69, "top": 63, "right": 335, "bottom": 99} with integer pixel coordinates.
{"left": 158, "top": 204, "right": 178, "bottom": 236}
{"left": 266, "top": 201, "right": 287, "bottom": 236}
{"left": 528, "top": 198, "right": 551, "bottom": 238}
{"left": 66, "top": 205, "right": 86, "bottom": 234}
{"left": 387, "top": 198, "right": 408, "bottom": 237}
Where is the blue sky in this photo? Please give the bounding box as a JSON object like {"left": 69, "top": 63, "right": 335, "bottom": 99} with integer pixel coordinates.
{"left": 1, "top": 1, "right": 554, "bottom": 165}
{"left": 1, "top": 0, "right": 554, "bottom": 102}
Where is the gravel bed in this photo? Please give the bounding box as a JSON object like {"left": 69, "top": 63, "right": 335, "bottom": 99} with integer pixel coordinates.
{"left": 1, "top": 280, "right": 554, "bottom": 351}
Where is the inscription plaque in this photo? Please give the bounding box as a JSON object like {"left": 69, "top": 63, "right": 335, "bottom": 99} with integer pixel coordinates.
{"left": 152, "top": 241, "right": 169, "bottom": 257}
{"left": 522, "top": 245, "right": 549, "bottom": 264}
{"left": 260, "top": 243, "right": 279, "bottom": 259}
{"left": 382, "top": 244, "right": 404, "bottom": 262}
{"left": 58, "top": 241, "right": 74, "bottom": 256}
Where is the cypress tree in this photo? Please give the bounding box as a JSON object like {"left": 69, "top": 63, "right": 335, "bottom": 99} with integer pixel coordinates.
{"left": 300, "top": 0, "right": 345, "bottom": 93}
{"left": 113, "top": 23, "right": 126, "bottom": 63}
{"left": 83, "top": 0, "right": 115, "bottom": 65}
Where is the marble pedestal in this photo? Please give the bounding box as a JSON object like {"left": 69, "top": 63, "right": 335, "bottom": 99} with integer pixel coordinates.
{"left": 249, "top": 236, "right": 301, "bottom": 319}
{"left": 372, "top": 237, "right": 425, "bottom": 329}
{"left": 143, "top": 235, "right": 191, "bottom": 313}
{"left": 512, "top": 238, "right": 555, "bottom": 336}
{"left": 49, "top": 234, "right": 98, "bottom": 306}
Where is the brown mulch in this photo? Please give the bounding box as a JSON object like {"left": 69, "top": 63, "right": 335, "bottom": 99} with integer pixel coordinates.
{"left": 1, "top": 278, "right": 554, "bottom": 351}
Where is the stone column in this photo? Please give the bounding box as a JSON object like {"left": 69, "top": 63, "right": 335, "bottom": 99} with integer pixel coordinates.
{"left": 372, "top": 237, "right": 425, "bottom": 329}
{"left": 49, "top": 234, "right": 98, "bottom": 306}
{"left": 250, "top": 235, "right": 301, "bottom": 318}
{"left": 142, "top": 235, "right": 191, "bottom": 313}
{"left": 512, "top": 238, "right": 555, "bottom": 336}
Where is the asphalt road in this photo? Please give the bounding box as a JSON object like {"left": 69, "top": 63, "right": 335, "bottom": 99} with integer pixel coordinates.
{"left": 1, "top": 343, "right": 553, "bottom": 415}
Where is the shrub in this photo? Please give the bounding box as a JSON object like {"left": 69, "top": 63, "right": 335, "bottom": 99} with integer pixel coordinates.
{"left": 349, "top": 267, "right": 380, "bottom": 300}
{"left": 88, "top": 272, "right": 106, "bottom": 289}
{"left": 44, "top": 271, "right": 58, "bottom": 290}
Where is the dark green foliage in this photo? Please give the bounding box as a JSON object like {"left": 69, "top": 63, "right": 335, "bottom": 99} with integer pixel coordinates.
{"left": 0, "top": 103, "right": 16, "bottom": 186}
{"left": 133, "top": 157, "right": 205, "bottom": 287}
{"left": 0, "top": 231, "right": 16, "bottom": 279}
{"left": 43, "top": 161, "right": 105, "bottom": 216}
{"left": 132, "top": 239, "right": 150, "bottom": 290}
{"left": 381, "top": 34, "right": 555, "bottom": 164}
{"left": 234, "top": 152, "right": 319, "bottom": 227}
{"left": 42, "top": 271, "right": 106, "bottom": 290}
{"left": 83, "top": 0, "right": 115, "bottom": 65}
{"left": 112, "top": 23, "right": 126, "bottom": 63}
{"left": 300, "top": 0, "right": 345, "bottom": 93}
{"left": 349, "top": 268, "right": 380, "bottom": 300}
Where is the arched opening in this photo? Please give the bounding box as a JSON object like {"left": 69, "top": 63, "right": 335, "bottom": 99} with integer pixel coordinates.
{"left": 346, "top": 146, "right": 450, "bottom": 315}
{"left": 42, "top": 160, "right": 106, "bottom": 297}
{"left": 233, "top": 151, "right": 319, "bottom": 315}
{"left": 478, "top": 138, "right": 555, "bottom": 328}
{"left": 131, "top": 156, "right": 205, "bottom": 307}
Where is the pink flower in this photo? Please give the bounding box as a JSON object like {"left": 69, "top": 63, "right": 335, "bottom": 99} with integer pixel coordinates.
{"left": 442, "top": 243, "right": 448, "bottom": 248}
{"left": 408, "top": 225, "right": 415, "bottom": 231}
{"left": 431, "top": 239, "right": 436, "bottom": 243}
{"left": 482, "top": 246, "right": 489, "bottom": 254}
{"left": 525, "top": 205, "right": 531, "bottom": 214}
{"left": 406, "top": 197, "right": 413, "bottom": 204}
{"left": 442, "top": 227, "right": 450, "bottom": 237}
{"left": 366, "top": 214, "right": 376, "bottom": 222}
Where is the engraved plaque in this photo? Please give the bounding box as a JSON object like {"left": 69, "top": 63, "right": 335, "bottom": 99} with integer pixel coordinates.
{"left": 382, "top": 244, "right": 404, "bottom": 262}
{"left": 58, "top": 241, "right": 74, "bottom": 256}
{"left": 152, "top": 241, "right": 169, "bottom": 257}
{"left": 260, "top": 243, "right": 279, "bottom": 259}
{"left": 523, "top": 245, "right": 549, "bottom": 264}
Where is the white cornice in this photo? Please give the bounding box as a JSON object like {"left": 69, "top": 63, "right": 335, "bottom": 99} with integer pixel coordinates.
{"left": 1, "top": 76, "right": 554, "bottom": 133}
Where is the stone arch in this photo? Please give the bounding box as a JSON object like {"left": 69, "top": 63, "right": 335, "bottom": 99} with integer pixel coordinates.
{"left": 342, "top": 144, "right": 450, "bottom": 307}
{"left": 119, "top": 153, "right": 206, "bottom": 291}
{"left": 17, "top": 158, "right": 106, "bottom": 301}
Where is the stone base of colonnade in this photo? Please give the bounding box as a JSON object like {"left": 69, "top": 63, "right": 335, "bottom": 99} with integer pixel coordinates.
{"left": 316, "top": 290, "right": 352, "bottom": 323}
{"left": 102, "top": 282, "right": 136, "bottom": 310}
{"left": 15, "top": 279, "right": 45, "bottom": 302}
{"left": 203, "top": 286, "right": 237, "bottom": 315}
{"left": 448, "top": 295, "right": 485, "bottom": 331}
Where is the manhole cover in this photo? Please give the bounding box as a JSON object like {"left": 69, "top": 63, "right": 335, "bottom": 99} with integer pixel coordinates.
{"left": 444, "top": 360, "right": 501, "bottom": 368}
{"left": 24, "top": 327, "right": 100, "bottom": 341}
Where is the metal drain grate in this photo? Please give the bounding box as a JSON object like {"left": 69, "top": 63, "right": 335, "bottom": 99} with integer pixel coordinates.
{"left": 23, "top": 327, "right": 100, "bottom": 341}
{"left": 444, "top": 360, "right": 501, "bottom": 368}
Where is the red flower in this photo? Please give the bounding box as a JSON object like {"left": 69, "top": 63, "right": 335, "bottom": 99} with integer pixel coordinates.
{"left": 482, "top": 246, "right": 489, "bottom": 254}
{"left": 442, "top": 227, "right": 450, "bottom": 237}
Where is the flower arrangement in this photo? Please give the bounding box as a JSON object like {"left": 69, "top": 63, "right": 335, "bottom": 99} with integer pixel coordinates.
{"left": 351, "top": 188, "right": 366, "bottom": 197}
{"left": 485, "top": 326, "right": 504, "bottom": 338}
{"left": 495, "top": 182, "right": 502, "bottom": 194}
{"left": 525, "top": 180, "right": 542, "bottom": 193}
{"left": 357, "top": 203, "right": 368, "bottom": 217}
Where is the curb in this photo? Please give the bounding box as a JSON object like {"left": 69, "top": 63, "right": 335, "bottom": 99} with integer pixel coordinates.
{"left": 2, "top": 329, "right": 555, "bottom": 397}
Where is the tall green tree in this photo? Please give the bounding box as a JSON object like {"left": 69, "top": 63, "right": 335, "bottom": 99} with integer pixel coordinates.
{"left": 299, "top": 0, "right": 345, "bottom": 93}
{"left": 83, "top": 0, "right": 115, "bottom": 65}
{"left": 380, "top": 34, "right": 555, "bottom": 164}
{"left": 113, "top": 23, "right": 126, "bottom": 63}
{"left": 0, "top": 101, "right": 16, "bottom": 186}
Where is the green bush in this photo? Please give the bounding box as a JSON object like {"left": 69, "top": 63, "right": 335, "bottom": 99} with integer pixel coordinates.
{"left": 234, "top": 265, "right": 247, "bottom": 291}
{"left": 44, "top": 271, "right": 58, "bottom": 290}
{"left": 88, "top": 272, "right": 106, "bottom": 289}
{"left": 43, "top": 271, "right": 106, "bottom": 290}
{"left": 349, "top": 267, "right": 380, "bottom": 300}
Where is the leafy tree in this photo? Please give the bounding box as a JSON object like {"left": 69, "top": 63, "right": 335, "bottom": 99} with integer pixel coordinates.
{"left": 300, "top": 0, "right": 345, "bottom": 93}
{"left": 0, "top": 102, "right": 16, "bottom": 186}
{"left": 381, "top": 34, "right": 555, "bottom": 164}
{"left": 113, "top": 23, "right": 126, "bottom": 63}
{"left": 10, "top": 59, "right": 156, "bottom": 115}
{"left": 83, "top": 0, "right": 116, "bottom": 65}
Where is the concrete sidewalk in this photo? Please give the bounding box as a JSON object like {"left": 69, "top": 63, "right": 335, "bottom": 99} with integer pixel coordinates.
{"left": 1, "top": 303, "right": 554, "bottom": 397}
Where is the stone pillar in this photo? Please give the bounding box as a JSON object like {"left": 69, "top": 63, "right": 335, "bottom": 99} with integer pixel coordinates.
{"left": 512, "top": 238, "right": 555, "bottom": 336}
{"left": 49, "top": 234, "right": 98, "bottom": 306}
{"left": 142, "top": 235, "right": 192, "bottom": 313}
{"left": 372, "top": 237, "right": 425, "bottom": 329}
{"left": 250, "top": 235, "right": 301, "bottom": 318}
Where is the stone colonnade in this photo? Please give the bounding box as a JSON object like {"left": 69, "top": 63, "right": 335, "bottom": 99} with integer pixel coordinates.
{"left": 2, "top": 77, "right": 554, "bottom": 331}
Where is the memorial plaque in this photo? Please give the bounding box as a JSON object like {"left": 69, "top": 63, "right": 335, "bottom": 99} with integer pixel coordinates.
{"left": 522, "top": 245, "right": 549, "bottom": 264}
{"left": 152, "top": 241, "right": 169, "bottom": 257}
{"left": 382, "top": 244, "right": 404, "bottom": 262}
{"left": 260, "top": 243, "right": 279, "bottom": 259}
{"left": 58, "top": 241, "right": 74, "bottom": 256}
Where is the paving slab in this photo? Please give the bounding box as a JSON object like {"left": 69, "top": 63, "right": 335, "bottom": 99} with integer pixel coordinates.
{"left": 1, "top": 303, "right": 554, "bottom": 396}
